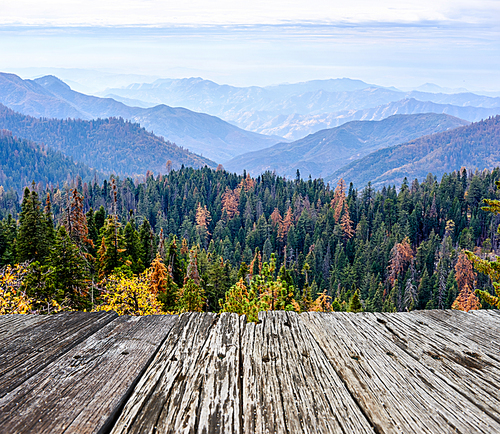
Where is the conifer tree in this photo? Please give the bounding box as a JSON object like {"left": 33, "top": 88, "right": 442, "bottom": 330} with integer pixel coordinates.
{"left": 150, "top": 253, "right": 178, "bottom": 311}
{"left": 348, "top": 289, "right": 363, "bottom": 313}
{"left": 220, "top": 278, "right": 261, "bottom": 322}
{"left": 50, "top": 226, "right": 90, "bottom": 309}
{"left": 17, "top": 187, "right": 50, "bottom": 264}
{"left": 452, "top": 252, "right": 481, "bottom": 311}
{"left": 97, "top": 216, "right": 127, "bottom": 279}
{"left": 178, "top": 278, "right": 205, "bottom": 312}
{"left": 466, "top": 180, "right": 500, "bottom": 308}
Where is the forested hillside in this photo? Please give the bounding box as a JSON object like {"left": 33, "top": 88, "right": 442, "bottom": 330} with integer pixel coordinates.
{"left": 0, "top": 165, "right": 498, "bottom": 315}
{"left": 331, "top": 116, "right": 500, "bottom": 188}
{"left": 0, "top": 130, "right": 99, "bottom": 193}
{"left": 0, "top": 104, "right": 215, "bottom": 175}
{"left": 225, "top": 113, "right": 468, "bottom": 179}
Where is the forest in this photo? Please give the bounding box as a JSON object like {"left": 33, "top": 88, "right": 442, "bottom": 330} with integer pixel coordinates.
{"left": 0, "top": 103, "right": 214, "bottom": 176}
{"left": 0, "top": 165, "right": 499, "bottom": 317}
{"left": 0, "top": 130, "right": 98, "bottom": 193}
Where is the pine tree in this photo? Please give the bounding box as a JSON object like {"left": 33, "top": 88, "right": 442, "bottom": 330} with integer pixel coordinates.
{"left": 466, "top": 180, "right": 500, "bottom": 308}
{"left": 17, "top": 187, "right": 50, "bottom": 264}
{"left": 178, "top": 279, "right": 205, "bottom": 312}
{"left": 220, "top": 278, "right": 261, "bottom": 322}
{"left": 50, "top": 226, "right": 90, "bottom": 309}
{"left": 150, "top": 253, "right": 178, "bottom": 311}
{"left": 348, "top": 289, "right": 363, "bottom": 313}
{"left": 97, "top": 216, "right": 127, "bottom": 279}
{"left": 452, "top": 252, "right": 481, "bottom": 312}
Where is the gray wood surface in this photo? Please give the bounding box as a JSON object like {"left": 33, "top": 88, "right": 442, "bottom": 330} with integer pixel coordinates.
{"left": 241, "top": 311, "right": 375, "bottom": 434}
{"left": 0, "top": 314, "right": 178, "bottom": 434}
{"left": 411, "top": 309, "right": 500, "bottom": 355}
{"left": 0, "top": 311, "right": 117, "bottom": 397}
{"left": 370, "top": 311, "right": 500, "bottom": 425}
{"left": 0, "top": 314, "right": 47, "bottom": 341}
{"left": 0, "top": 310, "right": 499, "bottom": 434}
{"left": 111, "top": 312, "right": 243, "bottom": 434}
{"left": 301, "top": 311, "right": 500, "bottom": 434}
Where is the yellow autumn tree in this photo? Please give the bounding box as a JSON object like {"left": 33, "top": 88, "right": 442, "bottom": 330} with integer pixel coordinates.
{"left": 0, "top": 263, "right": 33, "bottom": 314}
{"left": 94, "top": 269, "right": 163, "bottom": 315}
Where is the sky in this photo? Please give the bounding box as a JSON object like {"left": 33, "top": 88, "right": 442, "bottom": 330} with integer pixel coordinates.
{"left": 0, "top": 1, "right": 499, "bottom": 91}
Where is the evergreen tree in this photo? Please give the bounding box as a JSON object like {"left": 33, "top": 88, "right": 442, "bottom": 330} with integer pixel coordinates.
{"left": 97, "top": 216, "right": 127, "bottom": 279}
{"left": 178, "top": 279, "right": 205, "bottom": 312}
{"left": 348, "top": 289, "right": 363, "bottom": 313}
{"left": 17, "top": 187, "right": 50, "bottom": 264}
{"left": 50, "top": 226, "right": 90, "bottom": 309}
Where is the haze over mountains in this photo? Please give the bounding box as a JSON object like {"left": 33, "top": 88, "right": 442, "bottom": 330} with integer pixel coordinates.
{"left": 0, "top": 73, "right": 281, "bottom": 162}
{"left": 103, "top": 77, "right": 500, "bottom": 140}
{"left": 330, "top": 116, "right": 500, "bottom": 188}
{"left": 2, "top": 70, "right": 500, "bottom": 191}
{"left": 225, "top": 114, "right": 469, "bottom": 179}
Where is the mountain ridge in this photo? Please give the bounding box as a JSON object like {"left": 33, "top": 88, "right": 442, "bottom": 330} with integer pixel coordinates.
{"left": 329, "top": 116, "right": 500, "bottom": 188}
{"left": 0, "top": 72, "right": 283, "bottom": 162}
{"left": 0, "top": 103, "right": 215, "bottom": 176}
{"left": 224, "top": 113, "right": 469, "bottom": 179}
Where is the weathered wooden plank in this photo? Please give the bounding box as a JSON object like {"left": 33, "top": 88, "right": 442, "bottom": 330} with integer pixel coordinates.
{"left": 367, "top": 311, "right": 500, "bottom": 425}
{"left": 111, "top": 312, "right": 243, "bottom": 434}
{"left": 301, "top": 311, "right": 500, "bottom": 434}
{"left": 0, "top": 314, "right": 178, "bottom": 434}
{"left": 241, "top": 311, "right": 375, "bottom": 434}
{"left": 0, "top": 314, "right": 47, "bottom": 341}
{"left": 411, "top": 310, "right": 500, "bottom": 355}
{"left": 0, "top": 311, "right": 117, "bottom": 397}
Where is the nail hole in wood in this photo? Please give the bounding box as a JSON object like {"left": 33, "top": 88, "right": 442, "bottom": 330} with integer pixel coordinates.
{"left": 351, "top": 354, "right": 361, "bottom": 361}
{"left": 262, "top": 355, "right": 270, "bottom": 363}
{"left": 376, "top": 318, "right": 387, "bottom": 324}
{"left": 171, "top": 356, "right": 178, "bottom": 362}
{"left": 218, "top": 353, "right": 225, "bottom": 359}
{"left": 386, "top": 351, "right": 396, "bottom": 358}
{"left": 427, "top": 352, "right": 441, "bottom": 360}
{"left": 121, "top": 351, "right": 129, "bottom": 355}
{"left": 73, "top": 355, "right": 81, "bottom": 359}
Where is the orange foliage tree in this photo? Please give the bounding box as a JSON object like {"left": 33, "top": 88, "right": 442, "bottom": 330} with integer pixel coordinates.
{"left": 452, "top": 252, "right": 481, "bottom": 312}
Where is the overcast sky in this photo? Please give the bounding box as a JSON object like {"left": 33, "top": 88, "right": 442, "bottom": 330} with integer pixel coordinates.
{"left": 1, "top": 1, "right": 499, "bottom": 91}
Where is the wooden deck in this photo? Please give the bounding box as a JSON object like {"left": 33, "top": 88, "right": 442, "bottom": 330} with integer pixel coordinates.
{"left": 0, "top": 310, "right": 499, "bottom": 433}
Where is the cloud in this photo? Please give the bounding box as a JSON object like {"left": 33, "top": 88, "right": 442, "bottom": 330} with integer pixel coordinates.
{"left": 2, "top": 0, "right": 499, "bottom": 26}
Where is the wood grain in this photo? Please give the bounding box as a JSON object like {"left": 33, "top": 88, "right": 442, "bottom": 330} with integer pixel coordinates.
{"left": 111, "top": 312, "right": 244, "bottom": 434}
{"left": 0, "top": 314, "right": 178, "bottom": 434}
{"left": 241, "top": 311, "right": 375, "bottom": 434}
{"left": 0, "top": 314, "right": 47, "bottom": 341}
{"left": 0, "top": 311, "right": 117, "bottom": 397}
{"left": 301, "top": 311, "right": 500, "bottom": 434}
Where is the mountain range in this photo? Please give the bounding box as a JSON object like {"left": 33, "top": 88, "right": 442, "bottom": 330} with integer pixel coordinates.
{"left": 2, "top": 70, "right": 500, "bottom": 192}
{"left": 234, "top": 98, "right": 500, "bottom": 140}
{"left": 225, "top": 113, "right": 469, "bottom": 179}
{"left": 102, "top": 77, "right": 500, "bottom": 140}
{"left": 329, "top": 116, "right": 500, "bottom": 188}
{"left": 0, "top": 73, "right": 282, "bottom": 162}
{"left": 0, "top": 104, "right": 214, "bottom": 176}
